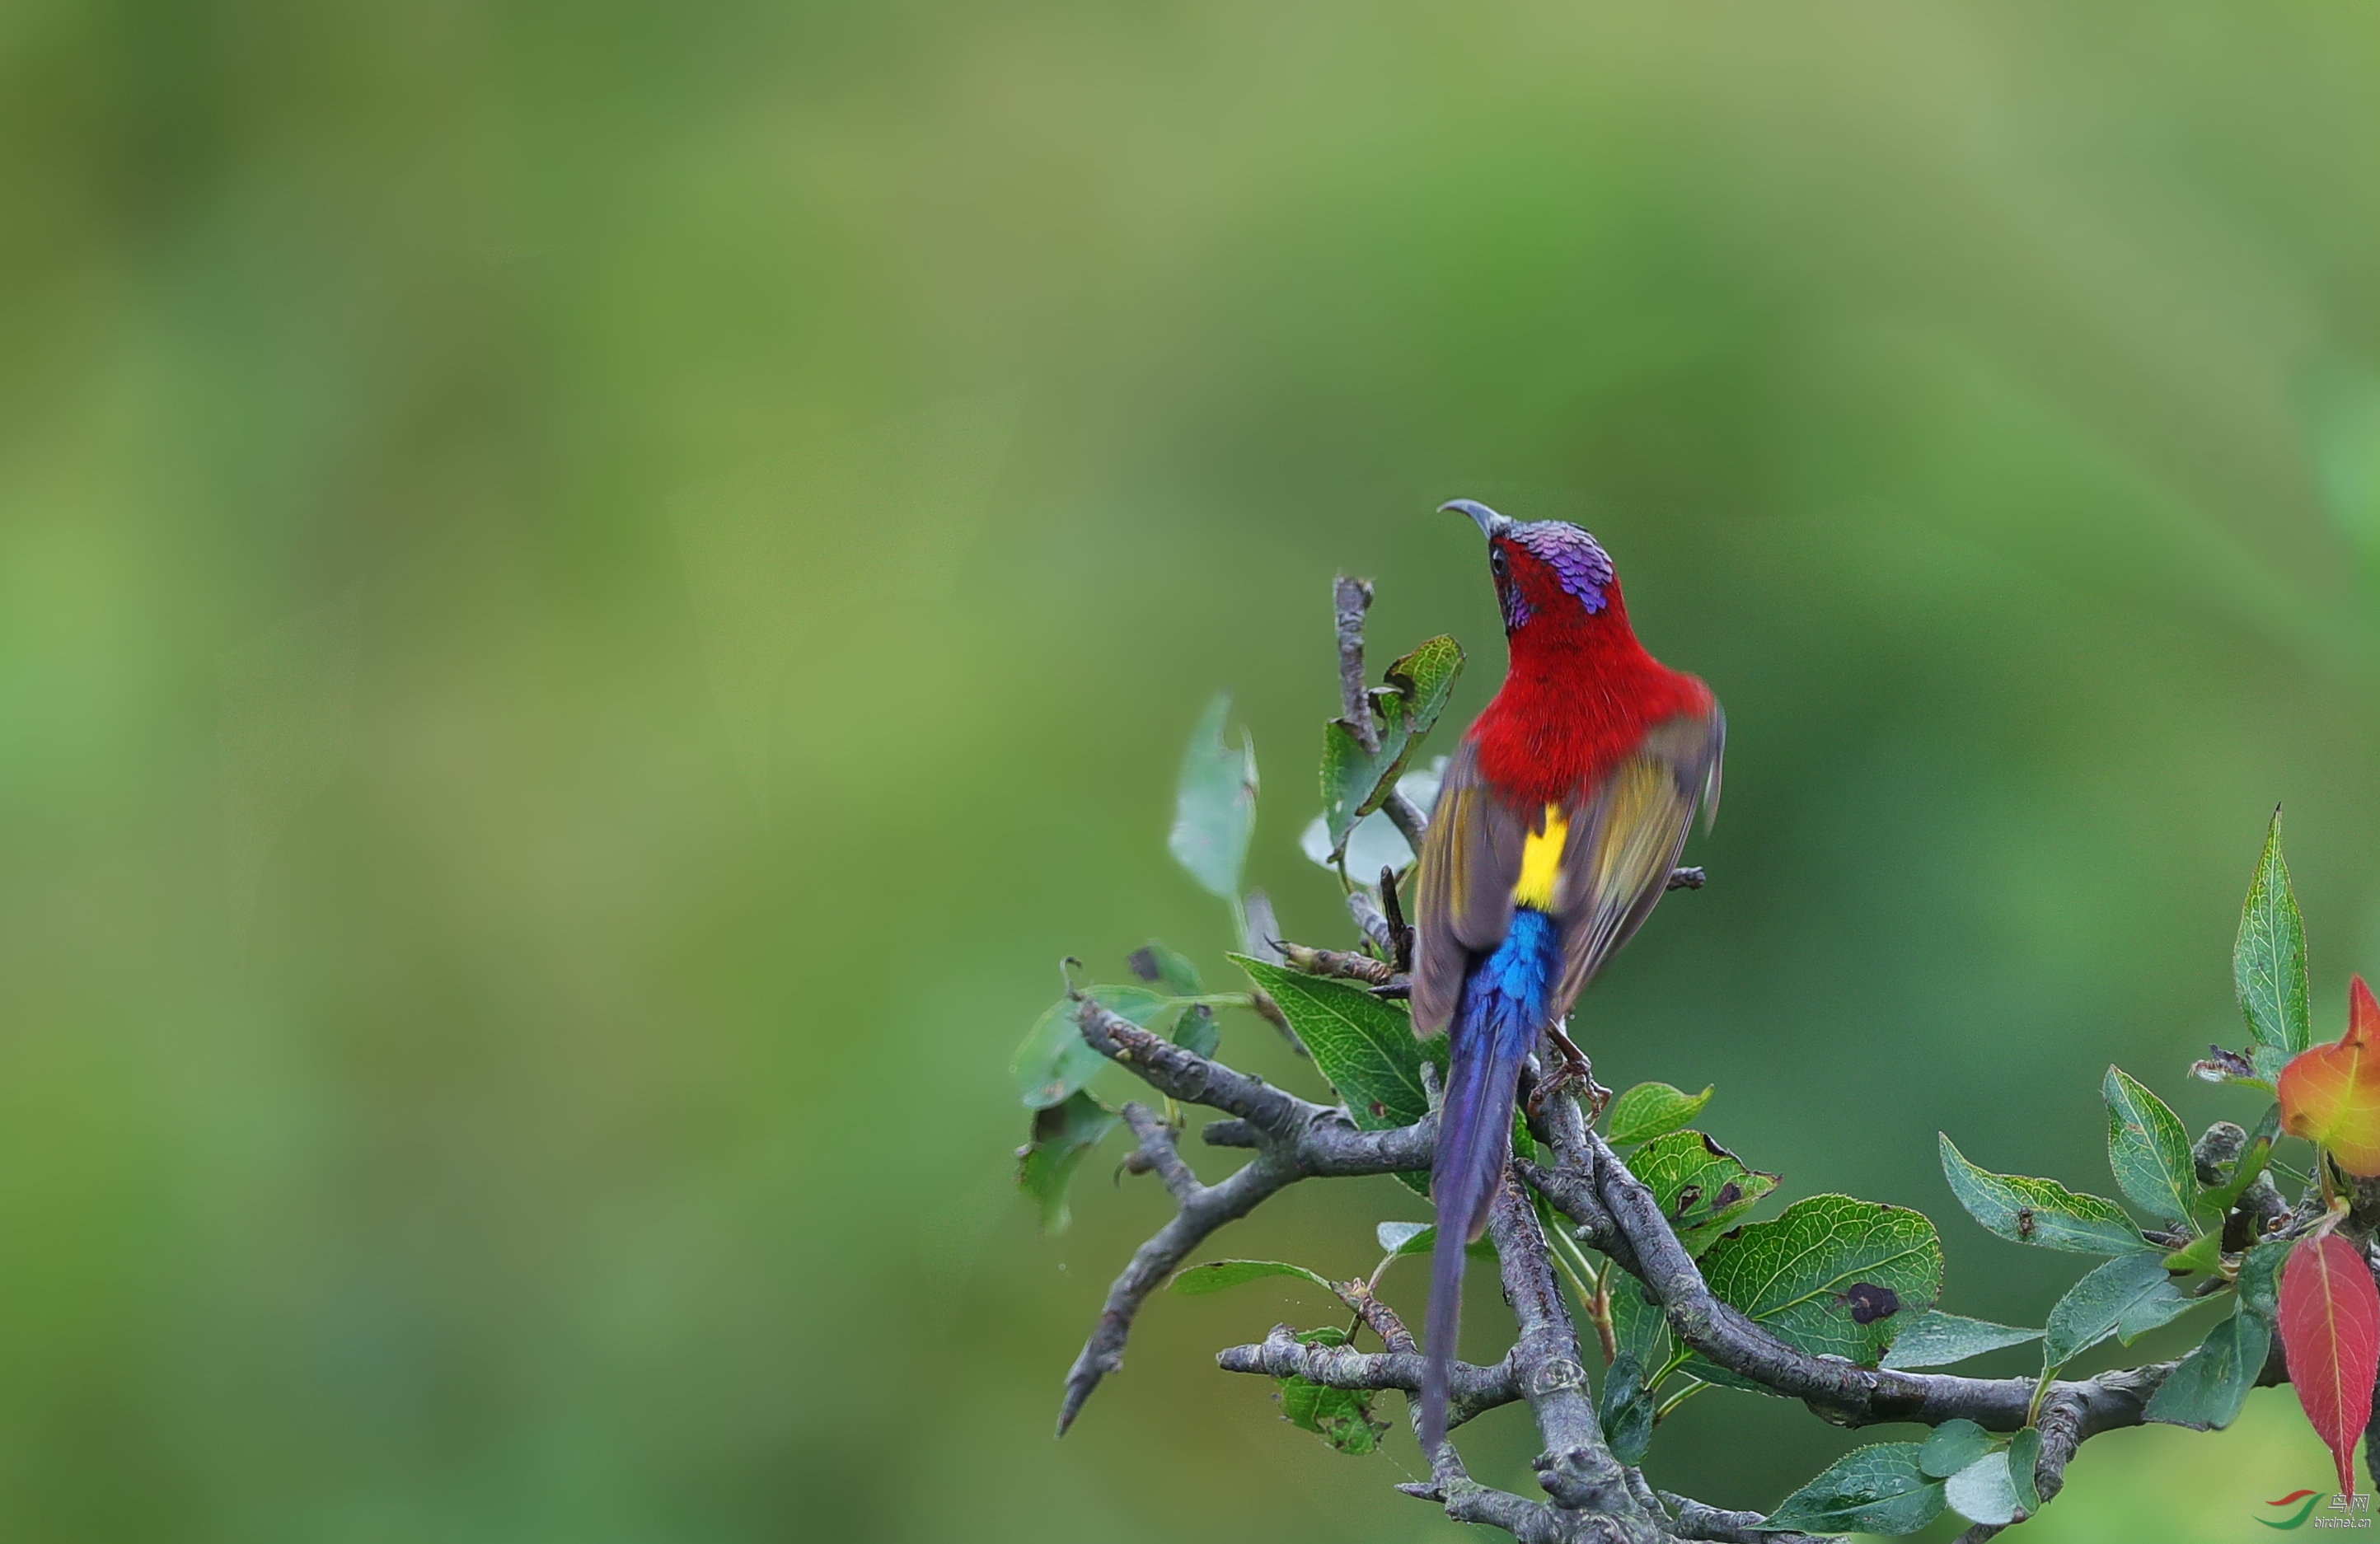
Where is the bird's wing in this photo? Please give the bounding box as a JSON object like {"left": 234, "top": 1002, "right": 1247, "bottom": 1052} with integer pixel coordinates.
{"left": 1548, "top": 707, "right": 1725, "bottom": 1017}
{"left": 1409, "top": 740, "right": 1530, "bottom": 1037}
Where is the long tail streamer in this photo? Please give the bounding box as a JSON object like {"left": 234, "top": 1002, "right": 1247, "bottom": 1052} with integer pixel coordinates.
{"left": 1419, "top": 908, "right": 1558, "bottom": 1453}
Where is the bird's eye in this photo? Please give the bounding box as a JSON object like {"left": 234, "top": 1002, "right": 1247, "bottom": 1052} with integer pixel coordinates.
{"left": 1489, "top": 546, "right": 1509, "bottom": 581}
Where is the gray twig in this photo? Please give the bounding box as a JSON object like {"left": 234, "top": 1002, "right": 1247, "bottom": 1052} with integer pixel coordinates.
{"left": 1218, "top": 1324, "right": 1517, "bottom": 1431}
{"left": 1335, "top": 575, "right": 1380, "bottom": 753}
{"left": 1384, "top": 790, "right": 1430, "bottom": 850}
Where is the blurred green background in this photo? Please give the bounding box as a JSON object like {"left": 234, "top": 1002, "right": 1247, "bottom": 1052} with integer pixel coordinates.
{"left": 7, "top": 1, "right": 2380, "bottom": 1539}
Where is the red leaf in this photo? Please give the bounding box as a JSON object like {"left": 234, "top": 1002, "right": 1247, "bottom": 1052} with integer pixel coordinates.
{"left": 2279, "top": 977, "right": 2380, "bottom": 1177}
{"left": 2279, "top": 1233, "right": 2380, "bottom": 1497}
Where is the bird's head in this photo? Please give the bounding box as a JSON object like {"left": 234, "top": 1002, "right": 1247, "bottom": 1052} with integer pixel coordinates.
{"left": 1441, "top": 498, "right": 1618, "bottom": 638}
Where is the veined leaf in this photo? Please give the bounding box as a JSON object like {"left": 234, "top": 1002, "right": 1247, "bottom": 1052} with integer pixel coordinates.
{"left": 1015, "top": 1092, "right": 1118, "bottom": 1234}
{"left": 2104, "top": 1066, "right": 2198, "bottom": 1227}
{"left": 1608, "top": 1273, "right": 1670, "bottom": 1375}
{"left": 2279, "top": 1233, "right": 2380, "bottom": 1497}
{"left": 2144, "top": 1305, "right": 2271, "bottom": 1431}
{"left": 1698, "top": 1195, "right": 1942, "bottom": 1367}
{"left": 2008, "top": 1428, "right": 2043, "bottom": 1515}
{"left": 1917, "top": 1419, "right": 1998, "bottom": 1479}
{"left": 1235, "top": 956, "right": 1437, "bottom": 1195}
{"left": 1764, "top": 1443, "right": 1945, "bottom": 1536}
{"left": 1880, "top": 1311, "right": 2043, "bottom": 1370}
{"left": 1170, "top": 1260, "right": 1337, "bottom": 1297}
{"left": 1319, "top": 635, "right": 1464, "bottom": 861}
{"left": 1944, "top": 1449, "right": 2022, "bottom": 1528}
{"left": 2279, "top": 976, "right": 2380, "bottom": 1177}
{"left": 2236, "top": 807, "right": 2311, "bottom": 1061}
{"left": 1277, "top": 1326, "right": 1389, "bottom": 1453}
{"left": 1938, "top": 1133, "right": 2148, "bottom": 1255}
{"left": 1626, "top": 1130, "right": 1778, "bottom": 1256}
{"left": 1170, "top": 691, "right": 1258, "bottom": 901}
{"left": 1597, "top": 1351, "right": 1656, "bottom": 1466}
{"left": 2042, "top": 1251, "right": 2190, "bottom": 1366}
{"left": 1011, "top": 984, "right": 1171, "bottom": 1110}
{"left": 1606, "top": 1082, "right": 1713, "bottom": 1146}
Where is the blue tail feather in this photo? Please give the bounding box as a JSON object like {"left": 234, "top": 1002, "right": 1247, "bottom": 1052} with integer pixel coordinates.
{"left": 1418, "top": 908, "right": 1559, "bottom": 1453}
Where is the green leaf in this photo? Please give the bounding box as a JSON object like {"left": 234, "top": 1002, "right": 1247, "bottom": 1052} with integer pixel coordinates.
{"left": 1376, "top": 1220, "right": 1430, "bottom": 1256}
{"left": 2162, "top": 1232, "right": 2223, "bottom": 1275}
{"left": 2199, "top": 1103, "right": 2282, "bottom": 1221}
{"left": 2042, "top": 1250, "right": 2189, "bottom": 1365}
{"left": 1371, "top": 1223, "right": 1495, "bottom": 1264}
{"left": 1170, "top": 1260, "right": 1338, "bottom": 1297}
{"left": 1319, "top": 635, "right": 1465, "bottom": 861}
{"left": 1918, "top": 1418, "right": 1998, "bottom": 1478}
{"left": 1169, "top": 691, "right": 1258, "bottom": 900}
{"left": 1011, "top": 985, "right": 1172, "bottom": 1110}
{"left": 2104, "top": 1066, "right": 2199, "bottom": 1228}
{"left": 1235, "top": 955, "right": 1436, "bottom": 1191}
{"left": 1626, "top": 1130, "right": 1780, "bottom": 1256}
{"left": 1608, "top": 1272, "right": 1670, "bottom": 1374}
{"left": 2008, "top": 1427, "right": 2043, "bottom": 1514}
{"left": 1880, "top": 1311, "right": 2044, "bottom": 1370}
{"left": 1172, "top": 1003, "right": 1221, "bottom": 1059}
{"left": 2235, "top": 806, "right": 2311, "bottom": 1061}
{"left": 1598, "top": 1352, "right": 1656, "bottom": 1466}
{"left": 1606, "top": 1082, "right": 1714, "bottom": 1146}
{"left": 1126, "top": 940, "right": 1203, "bottom": 997}
{"left": 2237, "top": 1234, "right": 2291, "bottom": 1321}
{"left": 1277, "top": 1326, "right": 1389, "bottom": 1453}
{"left": 1015, "top": 1092, "right": 1119, "bottom": 1234}
{"left": 1763, "top": 1443, "right": 1946, "bottom": 1536}
{"left": 1944, "top": 1449, "right": 2021, "bottom": 1528}
{"left": 2143, "top": 1305, "right": 2271, "bottom": 1430}
{"left": 1698, "top": 1195, "right": 1943, "bottom": 1367}
{"left": 1937, "top": 1133, "right": 2150, "bottom": 1255}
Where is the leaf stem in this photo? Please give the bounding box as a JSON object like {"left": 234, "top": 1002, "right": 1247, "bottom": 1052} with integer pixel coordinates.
{"left": 1653, "top": 1379, "right": 1707, "bottom": 1424}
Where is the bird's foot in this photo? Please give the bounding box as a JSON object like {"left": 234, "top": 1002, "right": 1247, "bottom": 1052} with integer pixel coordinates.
{"left": 1531, "top": 1025, "right": 1610, "bottom": 1121}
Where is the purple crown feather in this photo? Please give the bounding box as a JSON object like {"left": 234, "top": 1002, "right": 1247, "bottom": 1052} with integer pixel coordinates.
{"left": 1512, "top": 522, "right": 1614, "bottom": 615}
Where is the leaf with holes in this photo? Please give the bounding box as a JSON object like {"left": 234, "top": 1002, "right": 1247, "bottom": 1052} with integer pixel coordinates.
{"left": 2279, "top": 1233, "right": 2380, "bottom": 1497}
{"left": 1938, "top": 1133, "right": 2148, "bottom": 1256}
{"left": 1626, "top": 1130, "right": 1779, "bottom": 1256}
{"left": 1698, "top": 1195, "right": 1942, "bottom": 1367}
{"left": 2104, "top": 1066, "right": 2199, "bottom": 1227}
{"left": 2279, "top": 976, "right": 2380, "bottom": 1177}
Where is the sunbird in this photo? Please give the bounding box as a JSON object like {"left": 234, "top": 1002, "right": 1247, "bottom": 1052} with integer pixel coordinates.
{"left": 1412, "top": 499, "right": 1725, "bottom": 1452}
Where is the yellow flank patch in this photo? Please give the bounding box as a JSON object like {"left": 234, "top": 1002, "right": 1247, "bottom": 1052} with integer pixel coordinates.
{"left": 1511, "top": 803, "right": 1568, "bottom": 909}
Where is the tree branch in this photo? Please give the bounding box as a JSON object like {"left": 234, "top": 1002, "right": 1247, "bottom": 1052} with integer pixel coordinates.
{"left": 1334, "top": 574, "right": 1380, "bottom": 753}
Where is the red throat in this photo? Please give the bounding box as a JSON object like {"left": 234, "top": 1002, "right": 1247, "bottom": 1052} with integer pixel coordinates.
{"left": 1464, "top": 578, "right": 1713, "bottom": 807}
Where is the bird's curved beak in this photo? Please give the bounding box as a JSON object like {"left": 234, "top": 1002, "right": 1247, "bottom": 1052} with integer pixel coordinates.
{"left": 1439, "top": 498, "right": 1511, "bottom": 540}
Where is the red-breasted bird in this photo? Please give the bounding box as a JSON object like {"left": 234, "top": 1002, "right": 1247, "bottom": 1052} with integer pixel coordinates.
{"left": 1411, "top": 498, "right": 1724, "bottom": 1451}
